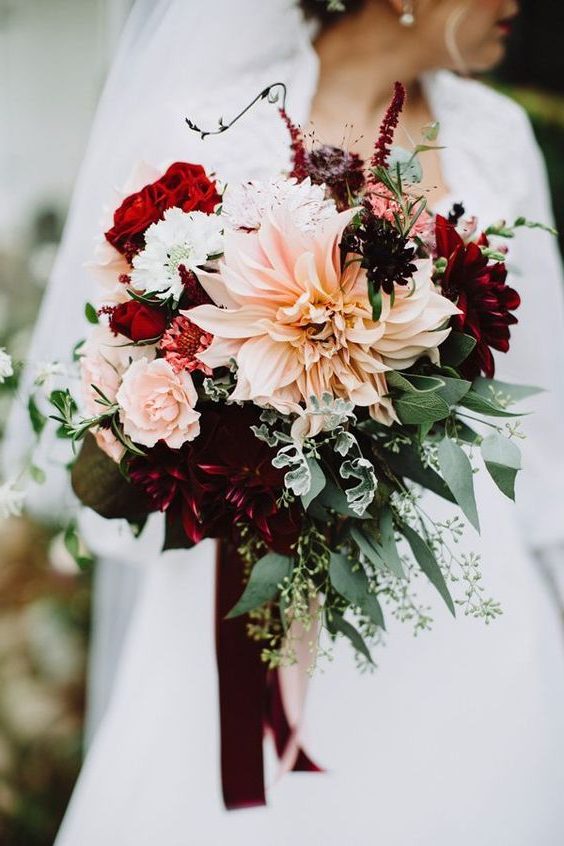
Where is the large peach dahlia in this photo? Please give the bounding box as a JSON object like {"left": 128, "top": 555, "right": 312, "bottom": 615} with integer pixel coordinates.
{"left": 190, "top": 205, "right": 459, "bottom": 435}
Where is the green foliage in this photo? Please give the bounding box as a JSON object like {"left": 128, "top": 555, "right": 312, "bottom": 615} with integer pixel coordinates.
{"left": 437, "top": 438, "right": 480, "bottom": 532}
{"left": 481, "top": 433, "right": 522, "bottom": 500}
{"left": 329, "top": 552, "right": 385, "bottom": 629}
{"left": 400, "top": 523, "right": 455, "bottom": 616}
{"left": 227, "top": 552, "right": 292, "bottom": 619}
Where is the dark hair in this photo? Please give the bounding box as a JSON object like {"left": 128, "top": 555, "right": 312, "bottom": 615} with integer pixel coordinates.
{"left": 298, "top": 0, "right": 366, "bottom": 25}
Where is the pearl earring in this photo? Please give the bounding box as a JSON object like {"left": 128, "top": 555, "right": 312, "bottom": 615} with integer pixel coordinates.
{"left": 400, "top": 1, "right": 415, "bottom": 27}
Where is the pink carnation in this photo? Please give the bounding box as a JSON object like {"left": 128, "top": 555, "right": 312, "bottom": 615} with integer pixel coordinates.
{"left": 159, "top": 314, "right": 213, "bottom": 375}
{"left": 368, "top": 187, "right": 435, "bottom": 246}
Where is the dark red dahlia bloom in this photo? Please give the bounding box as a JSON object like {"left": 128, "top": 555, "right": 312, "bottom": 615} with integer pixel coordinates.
{"left": 109, "top": 300, "right": 168, "bottom": 342}
{"left": 105, "top": 162, "right": 221, "bottom": 261}
{"left": 435, "top": 215, "right": 521, "bottom": 379}
{"left": 129, "top": 406, "right": 302, "bottom": 554}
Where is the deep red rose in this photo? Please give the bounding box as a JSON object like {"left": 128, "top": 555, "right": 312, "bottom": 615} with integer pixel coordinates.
{"left": 109, "top": 300, "right": 168, "bottom": 342}
{"left": 129, "top": 406, "right": 302, "bottom": 554}
{"left": 435, "top": 215, "right": 520, "bottom": 379}
{"left": 105, "top": 162, "right": 221, "bottom": 261}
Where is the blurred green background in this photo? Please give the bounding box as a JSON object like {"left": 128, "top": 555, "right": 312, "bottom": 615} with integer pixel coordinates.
{"left": 0, "top": 1, "right": 562, "bottom": 843}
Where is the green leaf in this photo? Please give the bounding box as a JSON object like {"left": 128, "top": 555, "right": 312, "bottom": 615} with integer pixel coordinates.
{"left": 437, "top": 438, "right": 480, "bottom": 532}
{"left": 28, "top": 395, "right": 46, "bottom": 435}
{"left": 460, "top": 390, "right": 523, "bottom": 418}
{"left": 472, "top": 377, "right": 542, "bottom": 406}
{"left": 395, "top": 391, "right": 450, "bottom": 425}
{"left": 84, "top": 302, "right": 99, "bottom": 324}
{"left": 29, "top": 465, "right": 46, "bottom": 484}
{"left": 439, "top": 332, "right": 476, "bottom": 367}
{"left": 302, "top": 457, "right": 326, "bottom": 511}
{"left": 350, "top": 525, "right": 387, "bottom": 573}
{"left": 329, "top": 552, "right": 385, "bottom": 629}
{"left": 481, "top": 433, "right": 521, "bottom": 501}
{"left": 387, "top": 372, "right": 445, "bottom": 394}
{"left": 435, "top": 376, "right": 472, "bottom": 407}
{"left": 384, "top": 443, "right": 455, "bottom": 503}
{"left": 63, "top": 523, "right": 94, "bottom": 571}
{"left": 327, "top": 611, "right": 374, "bottom": 664}
{"left": 375, "top": 508, "right": 405, "bottom": 579}
{"left": 314, "top": 477, "right": 364, "bottom": 519}
{"left": 227, "top": 552, "right": 292, "bottom": 619}
{"left": 452, "top": 421, "right": 481, "bottom": 445}
{"left": 400, "top": 523, "right": 455, "bottom": 615}
{"left": 369, "top": 285, "right": 383, "bottom": 321}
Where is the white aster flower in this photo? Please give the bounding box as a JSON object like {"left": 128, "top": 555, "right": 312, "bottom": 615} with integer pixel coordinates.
{"left": 131, "top": 208, "right": 223, "bottom": 302}
{"left": 0, "top": 480, "right": 26, "bottom": 519}
{"left": 0, "top": 348, "right": 14, "bottom": 383}
{"left": 221, "top": 177, "right": 337, "bottom": 233}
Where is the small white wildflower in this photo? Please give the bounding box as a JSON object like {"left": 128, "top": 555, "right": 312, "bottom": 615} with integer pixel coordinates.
{"left": 34, "top": 360, "right": 66, "bottom": 390}
{"left": 131, "top": 208, "right": 223, "bottom": 302}
{"left": 0, "top": 480, "right": 26, "bottom": 519}
{"left": 222, "top": 177, "right": 336, "bottom": 233}
{"left": 0, "top": 348, "right": 14, "bottom": 383}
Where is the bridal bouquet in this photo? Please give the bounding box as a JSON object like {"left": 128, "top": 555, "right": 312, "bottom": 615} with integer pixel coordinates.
{"left": 45, "top": 84, "right": 541, "bottom": 668}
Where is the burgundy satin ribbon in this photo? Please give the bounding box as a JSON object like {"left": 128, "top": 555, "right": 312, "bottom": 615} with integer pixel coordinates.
{"left": 215, "top": 541, "right": 320, "bottom": 811}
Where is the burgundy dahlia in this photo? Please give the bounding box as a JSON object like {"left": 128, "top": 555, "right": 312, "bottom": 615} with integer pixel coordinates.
{"left": 435, "top": 215, "right": 521, "bottom": 379}
{"left": 129, "top": 406, "right": 301, "bottom": 554}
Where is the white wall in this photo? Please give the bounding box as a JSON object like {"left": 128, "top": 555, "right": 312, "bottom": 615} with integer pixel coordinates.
{"left": 0, "top": 0, "right": 132, "bottom": 245}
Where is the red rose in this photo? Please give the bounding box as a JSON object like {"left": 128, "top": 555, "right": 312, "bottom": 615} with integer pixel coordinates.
{"left": 435, "top": 215, "right": 520, "bottom": 380}
{"left": 109, "top": 301, "right": 168, "bottom": 342}
{"left": 105, "top": 162, "right": 221, "bottom": 261}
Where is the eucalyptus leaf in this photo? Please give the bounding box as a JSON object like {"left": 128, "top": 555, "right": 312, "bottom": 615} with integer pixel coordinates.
{"left": 481, "top": 433, "right": 522, "bottom": 501}
{"left": 437, "top": 438, "right": 480, "bottom": 532}
{"left": 350, "top": 525, "right": 387, "bottom": 572}
{"left": 388, "top": 146, "right": 423, "bottom": 183}
{"left": 329, "top": 552, "right": 385, "bottom": 629}
{"left": 472, "top": 377, "right": 543, "bottom": 406}
{"left": 64, "top": 522, "right": 94, "bottom": 571}
{"left": 435, "top": 376, "right": 472, "bottom": 407}
{"left": 460, "top": 390, "right": 523, "bottom": 418}
{"left": 376, "top": 508, "right": 406, "bottom": 579}
{"left": 226, "top": 552, "right": 292, "bottom": 619}
{"left": 387, "top": 372, "right": 445, "bottom": 394}
{"left": 395, "top": 391, "right": 450, "bottom": 425}
{"left": 384, "top": 443, "right": 455, "bottom": 503}
{"left": 327, "top": 611, "right": 374, "bottom": 664}
{"left": 439, "top": 332, "right": 476, "bottom": 367}
{"left": 400, "top": 523, "right": 455, "bottom": 616}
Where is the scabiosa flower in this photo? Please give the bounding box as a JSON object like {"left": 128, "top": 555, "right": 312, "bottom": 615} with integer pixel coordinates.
{"left": 305, "top": 145, "right": 365, "bottom": 210}
{"left": 131, "top": 208, "right": 223, "bottom": 302}
{"left": 435, "top": 214, "right": 520, "bottom": 379}
{"left": 221, "top": 178, "right": 336, "bottom": 233}
{"left": 341, "top": 209, "right": 418, "bottom": 295}
{"left": 160, "top": 314, "right": 213, "bottom": 375}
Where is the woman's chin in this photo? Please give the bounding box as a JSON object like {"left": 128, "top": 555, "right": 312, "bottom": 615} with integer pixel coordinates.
{"left": 469, "top": 42, "right": 507, "bottom": 73}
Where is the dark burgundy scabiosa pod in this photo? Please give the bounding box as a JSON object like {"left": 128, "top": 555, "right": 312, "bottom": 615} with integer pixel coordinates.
{"left": 305, "top": 145, "right": 365, "bottom": 210}
{"left": 435, "top": 214, "right": 521, "bottom": 379}
{"left": 341, "top": 205, "right": 418, "bottom": 297}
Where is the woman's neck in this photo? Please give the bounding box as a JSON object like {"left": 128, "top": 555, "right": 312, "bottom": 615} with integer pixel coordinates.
{"left": 312, "top": 5, "right": 426, "bottom": 128}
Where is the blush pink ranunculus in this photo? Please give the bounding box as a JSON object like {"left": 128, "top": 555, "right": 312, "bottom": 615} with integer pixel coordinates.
{"left": 116, "top": 356, "right": 200, "bottom": 449}
{"left": 189, "top": 205, "right": 458, "bottom": 434}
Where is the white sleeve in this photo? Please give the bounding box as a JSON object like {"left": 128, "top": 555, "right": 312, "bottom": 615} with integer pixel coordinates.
{"left": 493, "top": 108, "right": 564, "bottom": 551}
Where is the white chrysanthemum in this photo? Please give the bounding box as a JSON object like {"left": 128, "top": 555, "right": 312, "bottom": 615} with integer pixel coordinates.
{"left": 221, "top": 177, "right": 337, "bottom": 233}
{"left": 0, "top": 348, "right": 14, "bottom": 383}
{"left": 0, "top": 480, "right": 26, "bottom": 519}
{"left": 131, "top": 208, "right": 223, "bottom": 302}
